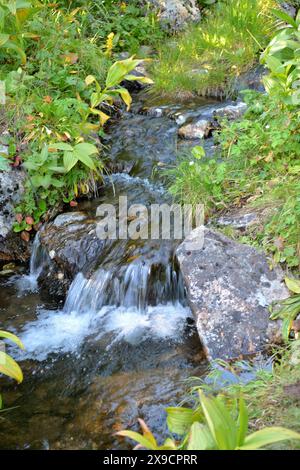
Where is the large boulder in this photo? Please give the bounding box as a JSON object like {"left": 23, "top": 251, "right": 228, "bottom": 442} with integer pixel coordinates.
{"left": 176, "top": 227, "right": 289, "bottom": 360}
{"left": 144, "top": 0, "right": 201, "bottom": 30}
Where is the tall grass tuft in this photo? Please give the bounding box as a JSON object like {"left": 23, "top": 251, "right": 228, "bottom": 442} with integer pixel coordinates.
{"left": 150, "top": 0, "right": 276, "bottom": 99}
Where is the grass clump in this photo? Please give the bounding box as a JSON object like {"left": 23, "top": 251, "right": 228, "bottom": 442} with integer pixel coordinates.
{"left": 151, "top": 0, "right": 276, "bottom": 99}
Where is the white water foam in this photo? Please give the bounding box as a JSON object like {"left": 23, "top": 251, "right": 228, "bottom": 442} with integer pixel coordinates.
{"left": 17, "top": 233, "right": 49, "bottom": 294}
{"left": 16, "top": 302, "right": 192, "bottom": 361}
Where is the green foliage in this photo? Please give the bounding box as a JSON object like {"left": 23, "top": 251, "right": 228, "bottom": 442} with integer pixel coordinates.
{"left": 1, "top": 2, "right": 151, "bottom": 235}
{"left": 117, "top": 390, "right": 300, "bottom": 450}
{"left": 78, "top": 0, "right": 165, "bottom": 55}
{"left": 261, "top": 9, "right": 300, "bottom": 106}
{"left": 0, "top": 330, "right": 24, "bottom": 384}
{"left": 0, "top": 0, "right": 41, "bottom": 64}
{"left": 151, "top": 0, "right": 276, "bottom": 98}
{"left": 168, "top": 89, "right": 300, "bottom": 270}
{"left": 166, "top": 146, "right": 227, "bottom": 210}
{"left": 271, "top": 278, "right": 300, "bottom": 341}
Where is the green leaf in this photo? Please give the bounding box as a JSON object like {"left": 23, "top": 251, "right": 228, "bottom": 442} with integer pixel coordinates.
{"left": 0, "top": 330, "right": 24, "bottom": 349}
{"left": 51, "top": 143, "right": 74, "bottom": 152}
{"left": 237, "top": 396, "right": 248, "bottom": 446}
{"left": 0, "top": 351, "right": 23, "bottom": 383}
{"left": 74, "top": 143, "right": 98, "bottom": 156}
{"left": 285, "top": 277, "right": 300, "bottom": 294}
{"left": 63, "top": 151, "right": 78, "bottom": 172}
{"left": 73, "top": 149, "right": 95, "bottom": 170}
{"left": 199, "top": 391, "right": 238, "bottom": 450}
{"left": 166, "top": 406, "right": 202, "bottom": 435}
{"left": 106, "top": 57, "right": 143, "bottom": 88}
{"left": 187, "top": 422, "right": 216, "bottom": 450}
{"left": 271, "top": 9, "right": 298, "bottom": 29}
{"left": 114, "top": 87, "right": 132, "bottom": 110}
{"left": 239, "top": 427, "right": 300, "bottom": 450}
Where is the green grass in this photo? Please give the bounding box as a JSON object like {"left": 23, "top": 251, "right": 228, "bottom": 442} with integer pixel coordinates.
{"left": 150, "top": 0, "right": 277, "bottom": 99}
{"left": 208, "top": 343, "right": 300, "bottom": 449}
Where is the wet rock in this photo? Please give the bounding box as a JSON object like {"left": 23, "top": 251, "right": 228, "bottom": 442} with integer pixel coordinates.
{"left": 39, "top": 211, "right": 102, "bottom": 280}
{"left": 142, "top": 0, "right": 201, "bottom": 30}
{"left": 213, "top": 102, "right": 247, "bottom": 120}
{"left": 176, "top": 227, "right": 289, "bottom": 361}
{"left": 178, "top": 119, "right": 211, "bottom": 139}
{"left": 0, "top": 168, "right": 29, "bottom": 262}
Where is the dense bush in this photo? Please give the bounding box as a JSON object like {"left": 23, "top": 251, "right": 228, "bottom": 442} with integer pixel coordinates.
{"left": 167, "top": 8, "right": 300, "bottom": 270}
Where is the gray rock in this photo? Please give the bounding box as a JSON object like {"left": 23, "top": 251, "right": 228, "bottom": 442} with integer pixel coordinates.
{"left": 216, "top": 212, "right": 258, "bottom": 230}
{"left": 143, "top": 0, "right": 201, "bottom": 30}
{"left": 39, "top": 211, "right": 102, "bottom": 278}
{"left": 178, "top": 119, "right": 211, "bottom": 139}
{"left": 281, "top": 1, "right": 297, "bottom": 18}
{"left": 0, "top": 168, "right": 29, "bottom": 262}
{"left": 176, "top": 227, "right": 289, "bottom": 360}
{"left": 213, "top": 102, "right": 247, "bottom": 120}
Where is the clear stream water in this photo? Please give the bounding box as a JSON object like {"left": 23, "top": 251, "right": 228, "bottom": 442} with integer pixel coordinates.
{"left": 0, "top": 97, "right": 218, "bottom": 449}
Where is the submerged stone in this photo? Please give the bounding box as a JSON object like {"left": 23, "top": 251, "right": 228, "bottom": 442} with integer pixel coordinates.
{"left": 176, "top": 227, "right": 289, "bottom": 361}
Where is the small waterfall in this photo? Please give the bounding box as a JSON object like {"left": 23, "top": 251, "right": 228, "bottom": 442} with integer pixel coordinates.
{"left": 64, "top": 260, "right": 186, "bottom": 315}
{"left": 17, "top": 259, "right": 191, "bottom": 361}
{"left": 17, "top": 233, "right": 49, "bottom": 293}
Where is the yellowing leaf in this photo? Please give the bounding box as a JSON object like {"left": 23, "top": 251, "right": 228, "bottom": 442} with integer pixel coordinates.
{"left": 285, "top": 277, "right": 300, "bottom": 294}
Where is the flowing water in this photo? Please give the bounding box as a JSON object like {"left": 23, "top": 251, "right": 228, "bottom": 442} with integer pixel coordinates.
{"left": 0, "top": 96, "right": 215, "bottom": 449}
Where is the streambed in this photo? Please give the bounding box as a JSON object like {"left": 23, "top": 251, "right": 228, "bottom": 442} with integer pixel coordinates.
{"left": 0, "top": 95, "right": 236, "bottom": 449}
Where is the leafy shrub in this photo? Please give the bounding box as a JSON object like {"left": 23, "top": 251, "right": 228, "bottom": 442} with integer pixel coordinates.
{"left": 271, "top": 277, "right": 300, "bottom": 340}
{"left": 0, "top": 0, "right": 40, "bottom": 65}
{"left": 73, "top": 0, "right": 165, "bottom": 55}
{"left": 167, "top": 7, "right": 300, "bottom": 269}
{"left": 261, "top": 9, "right": 300, "bottom": 106}
{"left": 117, "top": 391, "right": 300, "bottom": 450}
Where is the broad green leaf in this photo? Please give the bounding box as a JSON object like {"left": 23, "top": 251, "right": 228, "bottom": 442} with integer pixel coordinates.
{"left": 106, "top": 57, "right": 143, "bottom": 88}
{"left": 187, "top": 422, "right": 215, "bottom": 450}
{"left": 124, "top": 74, "right": 154, "bottom": 85}
{"left": 51, "top": 142, "right": 74, "bottom": 152}
{"left": 239, "top": 427, "right": 300, "bottom": 450}
{"left": 237, "top": 396, "right": 248, "bottom": 446}
{"left": 63, "top": 151, "right": 78, "bottom": 172}
{"left": 115, "top": 87, "right": 132, "bottom": 110}
{"left": 75, "top": 143, "right": 98, "bottom": 156}
{"left": 199, "top": 391, "right": 237, "bottom": 450}
{"left": 85, "top": 75, "right": 96, "bottom": 86}
{"left": 0, "top": 330, "right": 24, "bottom": 349}
{"left": 0, "top": 351, "right": 23, "bottom": 383}
{"left": 285, "top": 277, "right": 300, "bottom": 294}
{"left": 74, "top": 148, "right": 96, "bottom": 170}
{"left": 166, "top": 406, "right": 202, "bottom": 435}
